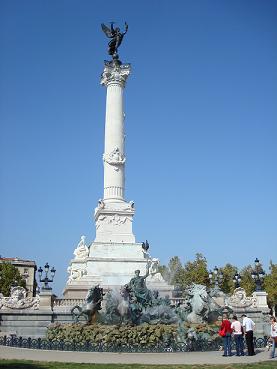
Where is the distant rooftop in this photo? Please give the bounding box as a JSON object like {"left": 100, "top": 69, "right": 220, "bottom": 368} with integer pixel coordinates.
{"left": 0, "top": 257, "right": 36, "bottom": 265}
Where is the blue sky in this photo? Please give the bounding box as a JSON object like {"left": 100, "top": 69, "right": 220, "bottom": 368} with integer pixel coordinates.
{"left": 1, "top": 0, "right": 276, "bottom": 296}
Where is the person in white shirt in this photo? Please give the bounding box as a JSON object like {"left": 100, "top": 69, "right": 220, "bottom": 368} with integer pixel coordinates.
{"left": 270, "top": 316, "right": 277, "bottom": 359}
{"left": 242, "top": 314, "right": 255, "bottom": 356}
{"left": 231, "top": 315, "right": 244, "bottom": 356}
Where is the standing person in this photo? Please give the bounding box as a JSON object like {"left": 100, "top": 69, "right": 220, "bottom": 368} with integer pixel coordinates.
{"left": 231, "top": 315, "right": 244, "bottom": 356}
{"left": 269, "top": 316, "right": 277, "bottom": 359}
{"left": 220, "top": 314, "right": 233, "bottom": 356}
{"left": 242, "top": 314, "right": 255, "bottom": 356}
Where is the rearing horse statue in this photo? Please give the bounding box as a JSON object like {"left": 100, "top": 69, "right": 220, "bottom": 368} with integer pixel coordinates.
{"left": 182, "top": 283, "right": 222, "bottom": 324}
{"left": 71, "top": 285, "right": 104, "bottom": 324}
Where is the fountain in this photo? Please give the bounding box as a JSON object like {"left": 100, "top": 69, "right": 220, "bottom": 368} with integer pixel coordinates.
{"left": 46, "top": 272, "right": 225, "bottom": 350}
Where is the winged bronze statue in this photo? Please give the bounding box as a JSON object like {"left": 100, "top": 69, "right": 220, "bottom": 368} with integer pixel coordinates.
{"left": 101, "top": 22, "right": 128, "bottom": 60}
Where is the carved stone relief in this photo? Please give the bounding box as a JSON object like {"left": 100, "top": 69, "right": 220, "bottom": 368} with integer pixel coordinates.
{"left": 94, "top": 199, "right": 105, "bottom": 216}
{"left": 0, "top": 286, "right": 39, "bottom": 310}
{"left": 101, "top": 62, "right": 131, "bottom": 87}
{"left": 73, "top": 235, "right": 89, "bottom": 259}
{"left": 228, "top": 287, "right": 257, "bottom": 309}
{"left": 149, "top": 257, "right": 159, "bottom": 275}
{"left": 67, "top": 265, "right": 88, "bottom": 284}
{"left": 140, "top": 247, "right": 166, "bottom": 284}
{"left": 103, "top": 147, "right": 126, "bottom": 171}
{"left": 96, "top": 214, "right": 132, "bottom": 229}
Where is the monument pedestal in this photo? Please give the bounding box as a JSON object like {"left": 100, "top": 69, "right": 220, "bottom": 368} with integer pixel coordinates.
{"left": 63, "top": 241, "right": 172, "bottom": 298}
{"left": 39, "top": 291, "right": 54, "bottom": 310}
{"left": 252, "top": 291, "right": 269, "bottom": 311}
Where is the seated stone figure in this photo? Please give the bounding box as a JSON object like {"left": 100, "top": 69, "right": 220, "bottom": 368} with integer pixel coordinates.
{"left": 73, "top": 235, "right": 89, "bottom": 259}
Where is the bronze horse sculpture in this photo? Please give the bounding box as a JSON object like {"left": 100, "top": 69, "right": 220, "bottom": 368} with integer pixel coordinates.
{"left": 71, "top": 285, "right": 104, "bottom": 324}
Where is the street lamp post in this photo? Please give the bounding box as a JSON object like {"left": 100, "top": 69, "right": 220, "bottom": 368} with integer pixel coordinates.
{"left": 209, "top": 266, "right": 223, "bottom": 290}
{"left": 232, "top": 272, "right": 242, "bottom": 288}
{"left": 38, "top": 262, "right": 56, "bottom": 291}
{"left": 251, "top": 258, "right": 265, "bottom": 292}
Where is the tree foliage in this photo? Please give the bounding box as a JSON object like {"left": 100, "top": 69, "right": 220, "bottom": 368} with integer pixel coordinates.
{"left": 263, "top": 261, "right": 277, "bottom": 313}
{"left": 159, "top": 253, "right": 209, "bottom": 289}
{"left": 160, "top": 253, "right": 275, "bottom": 310}
{"left": 158, "top": 264, "right": 170, "bottom": 282}
{"left": 182, "top": 253, "right": 209, "bottom": 288}
{"left": 0, "top": 262, "right": 26, "bottom": 296}
{"left": 159, "top": 256, "right": 184, "bottom": 285}
{"left": 218, "top": 263, "right": 238, "bottom": 294}
{"left": 240, "top": 265, "right": 256, "bottom": 296}
{"left": 168, "top": 256, "right": 184, "bottom": 285}
{"left": 159, "top": 253, "right": 209, "bottom": 290}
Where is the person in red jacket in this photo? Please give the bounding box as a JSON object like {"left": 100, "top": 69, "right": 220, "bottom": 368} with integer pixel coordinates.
{"left": 220, "top": 314, "right": 233, "bottom": 356}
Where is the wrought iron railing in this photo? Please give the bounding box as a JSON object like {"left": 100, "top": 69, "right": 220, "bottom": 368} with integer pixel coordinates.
{"left": 0, "top": 335, "right": 268, "bottom": 353}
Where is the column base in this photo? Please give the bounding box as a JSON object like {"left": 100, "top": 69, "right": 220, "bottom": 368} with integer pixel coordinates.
{"left": 94, "top": 200, "right": 135, "bottom": 243}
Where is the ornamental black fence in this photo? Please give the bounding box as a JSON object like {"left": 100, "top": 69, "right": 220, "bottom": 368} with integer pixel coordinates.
{"left": 0, "top": 335, "right": 269, "bottom": 353}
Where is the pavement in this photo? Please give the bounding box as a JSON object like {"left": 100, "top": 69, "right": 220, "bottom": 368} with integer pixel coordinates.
{"left": 0, "top": 346, "right": 276, "bottom": 365}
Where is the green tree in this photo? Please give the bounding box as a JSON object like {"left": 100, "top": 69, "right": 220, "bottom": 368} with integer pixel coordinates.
{"left": 0, "top": 262, "right": 26, "bottom": 296}
{"left": 159, "top": 256, "right": 185, "bottom": 285}
{"left": 263, "top": 261, "right": 277, "bottom": 316}
{"left": 240, "top": 265, "right": 256, "bottom": 296}
{"left": 167, "top": 256, "right": 184, "bottom": 285}
{"left": 158, "top": 264, "right": 170, "bottom": 282}
{"left": 219, "top": 263, "right": 238, "bottom": 294}
{"left": 159, "top": 254, "right": 209, "bottom": 291}
{"left": 182, "top": 253, "right": 210, "bottom": 288}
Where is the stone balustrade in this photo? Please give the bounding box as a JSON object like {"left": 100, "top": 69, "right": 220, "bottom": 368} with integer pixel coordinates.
{"left": 53, "top": 298, "right": 84, "bottom": 307}
{"left": 52, "top": 297, "right": 185, "bottom": 308}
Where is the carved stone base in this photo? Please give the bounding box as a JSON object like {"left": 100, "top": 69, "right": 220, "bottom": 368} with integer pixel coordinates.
{"left": 252, "top": 291, "right": 269, "bottom": 311}
{"left": 94, "top": 201, "right": 135, "bottom": 243}
{"left": 63, "top": 241, "right": 173, "bottom": 299}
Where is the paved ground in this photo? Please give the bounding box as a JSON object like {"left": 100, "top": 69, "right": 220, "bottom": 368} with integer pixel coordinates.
{"left": 0, "top": 346, "right": 275, "bottom": 365}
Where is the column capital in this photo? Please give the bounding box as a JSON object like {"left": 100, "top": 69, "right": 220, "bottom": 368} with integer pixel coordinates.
{"left": 101, "top": 61, "right": 131, "bottom": 87}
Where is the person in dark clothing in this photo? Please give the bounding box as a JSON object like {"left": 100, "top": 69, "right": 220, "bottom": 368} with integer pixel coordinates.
{"left": 242, "top": 314, "right": 255, "bottom": 356}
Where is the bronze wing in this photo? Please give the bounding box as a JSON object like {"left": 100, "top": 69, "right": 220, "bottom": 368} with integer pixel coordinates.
{"left": 101, "top": 23, "right": 113, "bottom": 38}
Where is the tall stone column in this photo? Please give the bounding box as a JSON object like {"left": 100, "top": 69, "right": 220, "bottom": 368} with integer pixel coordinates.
{"left": 94, "top": 61, "right": 135, "bottom": 243}
{"left": 101, "top": 62, "right": 130, "bottom": 202}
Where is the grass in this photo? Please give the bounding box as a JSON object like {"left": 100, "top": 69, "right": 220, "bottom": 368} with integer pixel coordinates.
{"left": 0, "top": 360, "right": 276, "bottom": 369}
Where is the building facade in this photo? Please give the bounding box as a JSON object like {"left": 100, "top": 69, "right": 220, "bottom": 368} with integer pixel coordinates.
{"left": 0, "top": 257, "right": 37, "bottom": 297}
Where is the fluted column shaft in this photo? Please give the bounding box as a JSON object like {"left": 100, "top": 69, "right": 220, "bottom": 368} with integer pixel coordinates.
{"left": 101, "top": 62, "right": 131, "bottom": 202}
